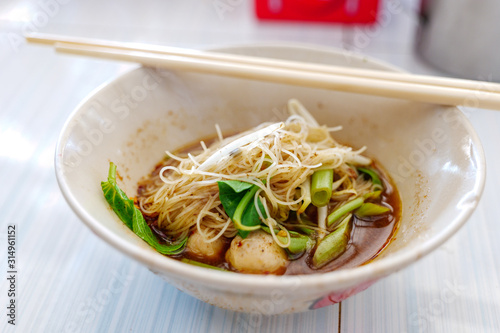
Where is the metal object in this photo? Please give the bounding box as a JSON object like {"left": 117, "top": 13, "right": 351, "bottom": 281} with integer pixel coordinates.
{"left": 416, "top": 0, "right": 500, "bottom": 81}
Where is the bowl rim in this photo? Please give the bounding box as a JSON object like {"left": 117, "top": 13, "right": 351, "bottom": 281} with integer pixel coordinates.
{"left": 55, "top": 42, "right": 486, "bottom": 291}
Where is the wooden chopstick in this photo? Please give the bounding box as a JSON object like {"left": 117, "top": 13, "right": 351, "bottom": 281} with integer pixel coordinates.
{"left": 25, "top": 32, "right": 500, "bottom": 94}
{"left": 25, "top": 32, "right": 500, "bottom": 110}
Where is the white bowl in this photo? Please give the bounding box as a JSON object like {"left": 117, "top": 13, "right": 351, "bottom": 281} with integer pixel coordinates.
{"left": 55, "top": 44, "right": 485, "bottom": 314}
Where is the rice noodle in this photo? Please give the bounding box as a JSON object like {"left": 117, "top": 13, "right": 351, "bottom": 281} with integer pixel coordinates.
{"left": 137, "top": 100, "right": 374, "bottom": 243}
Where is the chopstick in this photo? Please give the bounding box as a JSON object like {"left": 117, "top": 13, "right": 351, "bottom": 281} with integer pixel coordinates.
{"left": 25, "top": 32, "right": 500, "bottom": 110}
{"left": 26, "top": 32, "right": 500, "bottom": 93}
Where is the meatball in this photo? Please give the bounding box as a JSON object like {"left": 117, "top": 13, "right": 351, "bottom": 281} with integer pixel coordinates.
{"left": 186, "top": 230, "right": 227, "bottom": 263}
{"left": 225, "top": 230, "right": 289, "bottom": 275}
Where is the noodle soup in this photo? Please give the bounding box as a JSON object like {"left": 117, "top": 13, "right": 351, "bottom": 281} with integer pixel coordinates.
{"left": 57, "top": 44, "right": 484, "bottom": 312}
{"left": 114, "top": 99, "right": 402, "bottom": 275}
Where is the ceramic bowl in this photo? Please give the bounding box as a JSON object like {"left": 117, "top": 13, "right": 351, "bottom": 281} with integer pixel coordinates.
{"left": 55, "top": 44, "right": 485, "bottom": 314}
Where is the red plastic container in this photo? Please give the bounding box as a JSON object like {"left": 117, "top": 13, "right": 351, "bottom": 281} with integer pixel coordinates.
{"left": 255, "top": 0, "right": 380, "bottom": 24}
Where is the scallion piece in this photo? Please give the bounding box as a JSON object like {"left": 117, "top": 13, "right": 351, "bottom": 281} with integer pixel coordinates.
{"left": 296, "top": 226, "right": 314, "bottom": 236}
{"left": 281, "top": 232, "right": 314, "bottom": 254}
{"left": 355, "top": 203, "right": 391, "bottom": 217}
{"left": 311, "top": 169, "right": 334, "bottom": 207}
{"left": 327, "top": 197, "right": 364, "bottom": 227}
{"left": 363, "top": 190, "right": 382, "bottom": 200}
{"left": 358, "top": 167, "right": 383, "bottom": 191}
{"left": 261, "top": 226, "right": 314, "bottom": 254}
{"left": 312, "top": 214, "right": 352, "bottom": 268}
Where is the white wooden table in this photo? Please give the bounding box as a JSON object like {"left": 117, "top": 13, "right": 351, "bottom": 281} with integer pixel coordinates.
{"left": 1, "top": 1, "right": 499, "bottom": 332}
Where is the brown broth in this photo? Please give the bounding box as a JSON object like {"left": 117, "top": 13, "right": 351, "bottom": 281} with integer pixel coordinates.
{"left": 137, "top": 139, "right": 401, "bottom": 275}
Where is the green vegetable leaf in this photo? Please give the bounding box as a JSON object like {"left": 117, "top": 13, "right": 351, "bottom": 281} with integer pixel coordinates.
{"left": 217, "top": 181, "right": 249, "bottom": 218}
{"left": 217, "top": 180, "right": 267, "bottom": 238}
{"left": 101, "top": 162, "right": 134, "bottom": 229}
{"left": 220, "top": 180, "right": 254, "bottom": 193}
{"left": 102, "top": 162, "right": 186, "bottom": 255}
{"left": 239, "top": 197, "right": 267, "bottom": 238}
{"left": 132, "top": 208, "right": 187, "bottom": 255}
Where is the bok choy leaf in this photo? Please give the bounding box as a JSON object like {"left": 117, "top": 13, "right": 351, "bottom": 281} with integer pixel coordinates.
{"left": 218, "top": 180, "right": 267, "bottom": 238}
{"left": 102, "top": 162, "right": 186, "bottom": 255}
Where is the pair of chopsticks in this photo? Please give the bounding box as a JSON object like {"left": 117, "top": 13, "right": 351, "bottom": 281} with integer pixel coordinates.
{"left": 25, "top": 32, "right": 500, "bottom": 110}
